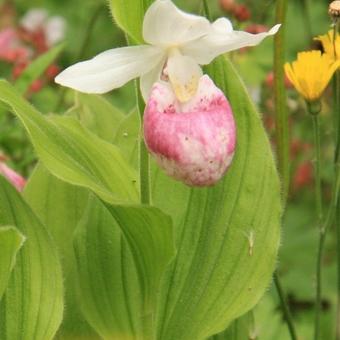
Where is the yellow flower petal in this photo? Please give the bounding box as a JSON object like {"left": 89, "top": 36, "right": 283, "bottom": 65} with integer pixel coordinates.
{"left": 314, "top": 30, "right": 340, "bottom": 60}
{"left": 284, "top": 50, "right": 340, "bottom": 101}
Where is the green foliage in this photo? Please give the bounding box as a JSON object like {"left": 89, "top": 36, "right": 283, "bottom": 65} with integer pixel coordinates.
{"left": 23, "top": 164, "right": 98, "bottom": 339}
{"left": 0, "top": 226, "right": 25, "bottom": 300}
{"left": 73, "top": 196, "right": 144, "bottom": 339}
{"left": 0, "top": 81, "right": 176, "bottom": 339}
{"left": 0, "top": 80, "right": 139, "bottom": 204}
{"left": 108, "top": 0, "right": 153, "bottom": 43}
{"left": 0, "top": 176, "right": 63, "bottom": 340}
{"left": 207, "top": 313, "right": 252, "bottom": 340}
{"left": 75, "top": 93, "right": 125, "bottom": 143}
{"left": 110, "top": 55, "right": 282, "bottom": 338}
{"left": 15, "top": 44, "right": 65, "bottom": 95}
{"left": 0, "top": 1, "right": 286, "bottom": 338}
{"left": 113, "top": 109, "right": 140, "bottom": 169}
{"left": 138, "top": 56, "right": 281, "bottom": 340}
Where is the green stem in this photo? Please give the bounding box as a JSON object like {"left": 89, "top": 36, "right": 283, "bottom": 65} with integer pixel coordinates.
{"left": 274, "top": 0, "right": 290, "bottom": 201}
{"left": 310, "top": 112, "right": 324, "bottom": 340}
{"left": 334, "top": 22, "right": 340, "bottom": 340}
{"left": 337, "top": 194, "right": 340, "bottom": 340}
{"left": 300, "top": 0, "right": 313, "bottom": 41}
{"left": 202, "top": 0, "right": 211, "bottom": 20}
{"left": 135, "top": 82, "right": 151, "bottom": 205}
{"left": 273, "top": 273, "right": 298, "bottom": 340}
{"left": 273, "top": 1, "right": 298, "bottom": 339}
{"left": 312, "top": 115, "right": 323, "bottom": 221}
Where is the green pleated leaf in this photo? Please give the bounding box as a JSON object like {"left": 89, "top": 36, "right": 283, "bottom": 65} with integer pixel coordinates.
{"left": 108, "top": 0, "right": 152, "bottom": 43}
{"left": 0, "top": 81, "right": 175, "bottom": 339}
{"left": 150, "top": 56, "right": 282, "bottom": 340}
{"left": 73, "top": 196, "right": 144, "bottom": 339}
{"left": 113, "top": 109, "right": 140, "bottom": 169}
{"left": 74, "top": 196, "right": 174, "bottom": 339}
{"left": 104, "top": 203, "right": 175, "bottom": 309}
{"left": 15, "top": 44, "right": 64, "bottom": 94}
{"left": 207, "top": 313, "right": 253, "bottom": 340}
{"left": 0, "top": 79, "right": 138, "bottom": 204}
{"left": 24, "top": 164, "right": 100, "bottom": 340}
{"left": 75, "top": 93, "right": 125, "bottom": 143}
{"left": 0, "top": 226, "right": 25, "bottom": 300}
{"left": 0, "top": 176, "right": 63, "bottom": 340}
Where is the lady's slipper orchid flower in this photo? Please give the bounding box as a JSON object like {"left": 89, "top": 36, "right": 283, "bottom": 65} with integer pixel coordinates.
{"left": 285, "top": 51, "right": 340, "bottom": 102}
{"left": 55, "top": 0, "right": 280, "bottom": 102}
{"left": 144, "top": 75, "right": 236, "bottom": 186}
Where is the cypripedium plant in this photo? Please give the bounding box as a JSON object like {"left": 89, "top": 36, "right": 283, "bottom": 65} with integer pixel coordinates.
{"left": 284, "top": 50, "right": 340, "bottom": 104}
{"left": 55, "top": 0, "right": 279, "bottom": 186}
{"left": 315, "top": 29, "right": 340, "bottom": 60}
{"left": 55, "top": 0, "right": 280, "bottom": 103}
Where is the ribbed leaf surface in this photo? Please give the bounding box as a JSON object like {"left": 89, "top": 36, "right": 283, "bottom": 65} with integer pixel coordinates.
{"left": 0, "top": 226, "right": 25, "bottom": 300}
{"left": 0, "top": 176, "right": 64, "bottom": 340}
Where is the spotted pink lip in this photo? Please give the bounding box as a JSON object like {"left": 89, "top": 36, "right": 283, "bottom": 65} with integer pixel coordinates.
{"left": 143, "top": 75, "right": 236, "bottom": 187}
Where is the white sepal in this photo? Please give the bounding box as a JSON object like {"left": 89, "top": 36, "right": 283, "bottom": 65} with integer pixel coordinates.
{"left": 182, "top": 23, "right": 281, "bottom": 65}
{"left": 55, "top": 45, "right": 164, "bottom": 94}
{"left": 143, "top": 0, "right": 210, "bottom": 47}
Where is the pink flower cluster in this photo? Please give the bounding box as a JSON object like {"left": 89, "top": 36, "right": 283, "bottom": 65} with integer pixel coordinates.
{"left": 0, "top": 4, "right": 64, "bottom": 93}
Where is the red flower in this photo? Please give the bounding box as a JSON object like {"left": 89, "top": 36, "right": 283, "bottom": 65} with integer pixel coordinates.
{"left": 233, "top": 4, "right": 251, "bottom": 22}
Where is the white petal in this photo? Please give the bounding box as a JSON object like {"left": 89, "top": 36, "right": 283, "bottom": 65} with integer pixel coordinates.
{"left": 182, "top": 23, "right": 281, "bottom": 65}
{"left": 20, "top": 8, "right": 48, "bottom": 32}
{"left": 140, "top": 56, "right": 166, "bottom": 101}
{"left": 143, "top": 0, "right": 210, "bottom": 47}
{"left": 55, "top": 45, "right": 165, "bottom": 94}
{"left": 211, "top": 17, "right": 233, "bottom": 34}
{"left": 166, "top": 52, "right": 203, "bottom": 102}
{"left": 45, "top": 16, "right": 66, "bottom": 46}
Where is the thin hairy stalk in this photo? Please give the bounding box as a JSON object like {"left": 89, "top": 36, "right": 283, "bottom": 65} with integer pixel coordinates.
{"left": 273, "top": 1, "right": 298, "bottom": 339}
{"left": 312, "top": 115, "right": 323, "bottom": 221}
{"left": 202, "top": 0, "right": 211, "bottom": 20}
{"left": 273, "top": 273, "right": 297, "bottom": 340}
{"left": 333, "top": 20, "right": 340, "bottom": 340}
{"left": 274, "top": 0, "right": 290, "bottom": 200}
{"left": 310, "top": 112, "right": 324, "bottom": 340}
{"left": 300, "top": 0, "right": 313, "bottom": 41}
{"left": 337, "top": 194, "right": 340, "bottom": 340}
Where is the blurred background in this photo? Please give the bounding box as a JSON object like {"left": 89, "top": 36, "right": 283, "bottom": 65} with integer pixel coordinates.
{"left": 0, "top": 0, "right": 337, "bottom": 338}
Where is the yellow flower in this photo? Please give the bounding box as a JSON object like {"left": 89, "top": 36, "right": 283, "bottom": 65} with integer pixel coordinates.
{"left": 284, "top": 50, "right": 340, "bottom": 102}
{"left": 315, "top": 30, "right": 340, "bottom": 60}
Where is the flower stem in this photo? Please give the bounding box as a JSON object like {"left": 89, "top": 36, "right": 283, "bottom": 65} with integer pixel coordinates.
{"left": 135, "top": 82, "right": 151, "bottom": 205}
{"left": 300, "top": 0, "right": 313, "bottom": 41}
{"left": 202, "top": 0, "right": 211, "bottom": 20}
{"left": 274, "top": 0, "right": 290, "bottom": 201}
{"left": 334, "top": 20, "right": 340, "bottom": 340}
{"left": 310, "top": 112, "right": 324, "bottom": 340}
{"left": 337, "top": 195, "right": 340, "bottom": 340}
{"left": 273, "top": 1, "right": 298, "bottom": 339}
{"left": 273, "top": 273, "right": 297, "bottom": 340}
{"left": 312, "top": 114, "right": 323, "bottom": 221}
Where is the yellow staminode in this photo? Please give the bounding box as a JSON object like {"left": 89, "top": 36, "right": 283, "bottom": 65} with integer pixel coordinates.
{"left": 284, "top": 50, "right": 340, "bottom": 102}
{"left": 315, "top": 30, "right": 340, "bottom": 60}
